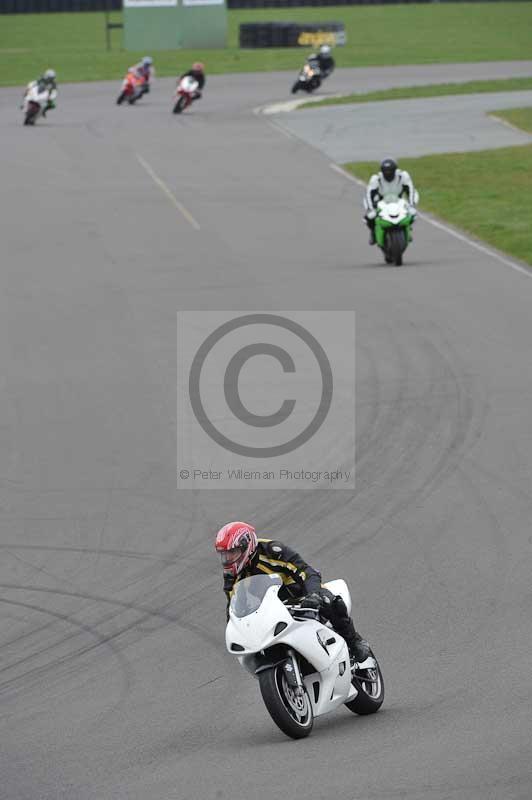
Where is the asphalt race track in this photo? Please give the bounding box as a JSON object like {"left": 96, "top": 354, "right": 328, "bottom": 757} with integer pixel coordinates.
{"left": 1, "top": 63, "right": 532, "bottom": 800}
{"left": 276, "top": 90, "right": 532, "bottom": 161}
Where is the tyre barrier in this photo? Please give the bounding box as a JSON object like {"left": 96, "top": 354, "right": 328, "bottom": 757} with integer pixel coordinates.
{"left": 231, "top": 0, "right": 496, "bottom": 7}
{"left": 239, "top": 21, "right": 346, "bottom": 48}
{"left": 0, "top": 0, "right": 120, "bottom": 11}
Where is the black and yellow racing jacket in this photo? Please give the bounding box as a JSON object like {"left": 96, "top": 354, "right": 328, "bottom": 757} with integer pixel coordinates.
{"left": 223, "top": 538, "right": 322, "bottom": 613}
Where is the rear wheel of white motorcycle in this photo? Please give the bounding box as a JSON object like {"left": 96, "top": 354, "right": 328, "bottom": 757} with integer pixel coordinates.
{"left": 344, "top": 650, "right": 384, "bottom": 715}
{"left": 24, "top": 102, "right": 39, "bottom": 125}
{"left": 259, "top": 664, "right": 313, "bottom": 739}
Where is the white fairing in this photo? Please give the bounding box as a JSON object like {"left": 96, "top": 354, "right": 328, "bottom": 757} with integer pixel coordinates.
{"left": 179, "top": 76, "right": 199, "bottom": 94}
{"left": 377, "top": 197, "right": 411, "bottom": 225}
{"left": 226, "top": 575, "right": 375, "bottom": 718}
{"left": 299, "top": 62, "right": 320, "bottom": 82}
{"left": 322, "top": 579, "right": 352, "bottom": 615}
{"left": 23, "top": 84, "right": 52, "bottom": 115}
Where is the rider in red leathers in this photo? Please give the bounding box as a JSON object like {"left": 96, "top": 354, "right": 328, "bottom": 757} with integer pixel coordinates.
{"left": 129, "top": 56, "right": 154, "bottom": 92}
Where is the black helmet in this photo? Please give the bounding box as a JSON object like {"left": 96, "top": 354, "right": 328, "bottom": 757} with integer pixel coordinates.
{"left": 380, "top": 158, "right": 397, "bottom": 182}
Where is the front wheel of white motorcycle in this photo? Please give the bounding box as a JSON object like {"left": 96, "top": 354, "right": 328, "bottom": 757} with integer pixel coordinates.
{"left": 258, "top": 664, "right": 313, "bottom": 739}
{"left": 344, "top": 650, "right": 384, "bottom": 715}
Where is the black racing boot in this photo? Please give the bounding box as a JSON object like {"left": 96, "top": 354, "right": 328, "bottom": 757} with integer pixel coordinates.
{"left": 328, "top": 596, "right": 370, "bottom": 664}
{"left": 369, "top": 229, "right": 376, "bottom": 246}
{"left": 347, "top": 632, "right": 370, "bottom": 666}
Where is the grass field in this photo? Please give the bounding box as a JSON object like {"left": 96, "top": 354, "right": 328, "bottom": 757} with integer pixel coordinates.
{"left": 346, "top": 146, "right": 532, "bottom": 267}
{"left": 299, "top": 77, "right": 532, "bottom": 109}
{"left": 490, "top": 106, "right": 532, "bottom": 133}
{"left": 1, "top": 3, "right": 532, "bottom": 86}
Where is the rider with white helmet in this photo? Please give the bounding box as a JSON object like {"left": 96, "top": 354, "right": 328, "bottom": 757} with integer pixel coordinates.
{"left": 129, "top": 56, "right": 154, "bottom": 91}
{"left": 23, "top": 68, "right": 57, "bottom": 117}
{"left": 43, "top": 69, "right": 56, "bottom": 87}
{"left": 308, "top": 43, "right": 335, "bottom": 78}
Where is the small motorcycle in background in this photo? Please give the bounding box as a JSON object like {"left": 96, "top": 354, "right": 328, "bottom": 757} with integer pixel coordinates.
{"left": 172, "top": 76, "right": 199, "bottom": 114}
{"left": 22, "top": 84, "right": 56, "bottom": 126}
{"left": 291, "top": 59, "right": 322, "bottom": 94}
{"left": 116, "top": 71, "right": 146, "bottom": 105}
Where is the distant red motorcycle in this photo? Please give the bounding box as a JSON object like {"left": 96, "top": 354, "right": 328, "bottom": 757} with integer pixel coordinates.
{"left": 172, "top": 75, "right": 199, "bottom": 114}
{"left": 116, "top": 71, "right": 147, "bottom": 105}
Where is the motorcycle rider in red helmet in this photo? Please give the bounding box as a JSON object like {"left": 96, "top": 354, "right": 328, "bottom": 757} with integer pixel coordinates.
{"left": 215, "top": 521, "right": 370, "bottom": 664}
{"left": 179, "top": 61, "right": 206, "bottom": 100}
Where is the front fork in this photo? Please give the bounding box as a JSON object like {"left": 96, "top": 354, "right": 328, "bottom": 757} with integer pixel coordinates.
{"left": 283, "top": 649, "right": 304, "bottom": 697}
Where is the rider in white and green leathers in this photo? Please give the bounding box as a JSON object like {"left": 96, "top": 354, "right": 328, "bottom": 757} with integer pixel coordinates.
{"left": 364, "top": 158, "right": 417, "bottom": 244}
{"left": 24, "top": 69, "right": 57, "bottom": 116}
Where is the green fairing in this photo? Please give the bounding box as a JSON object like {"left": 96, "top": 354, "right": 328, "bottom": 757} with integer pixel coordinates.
{"left": 375, "top": 214, "right": 413, "bottom": 247}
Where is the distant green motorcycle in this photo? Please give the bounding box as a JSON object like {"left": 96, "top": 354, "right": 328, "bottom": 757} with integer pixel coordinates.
{"left": 374, "top": 195, "right": 416, "bottom": 266}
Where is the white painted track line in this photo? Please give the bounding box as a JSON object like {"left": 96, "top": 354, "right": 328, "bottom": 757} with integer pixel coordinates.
{"left": 136, "top": 153, "right": 201, "bottom": 231}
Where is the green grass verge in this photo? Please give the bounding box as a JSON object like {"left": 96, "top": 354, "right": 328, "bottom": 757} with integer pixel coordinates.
{"left": 345, "top": 147, "right": 532, "bottom": 267}
{"left": 1, "top": 3, "right": 532, "bottom": 87}
{"left": 299, "top": 77, "right": 532, "bottom": 109}
{"left": 490, "top": 106, "right": 532, "bottom": 133}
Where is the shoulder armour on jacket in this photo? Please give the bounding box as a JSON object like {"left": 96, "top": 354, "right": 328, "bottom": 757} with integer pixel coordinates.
{"left": 261, "top": 540, "right": 285, "bottom": 558}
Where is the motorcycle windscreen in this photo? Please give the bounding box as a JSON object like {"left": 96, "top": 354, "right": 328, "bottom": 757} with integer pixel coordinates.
{"left": 230, "top": 574, "right": 282, "bottom": 618}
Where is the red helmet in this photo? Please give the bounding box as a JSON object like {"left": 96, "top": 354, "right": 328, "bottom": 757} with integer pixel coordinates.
{"left": 192, "top": 62, "right": 204, "bottom": 73}
{"left": 215, "top": 521, "right": 257, "bottom": 577}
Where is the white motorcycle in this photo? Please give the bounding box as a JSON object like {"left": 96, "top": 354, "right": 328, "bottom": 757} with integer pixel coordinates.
{"left": 172, "top": 76, "right": 199, "bottom": 114}
{"left": 23, "top": 83, "right": 56, "bottom": 126}
{"left": 226, "top": 573, "right": 384, "bottom": 739}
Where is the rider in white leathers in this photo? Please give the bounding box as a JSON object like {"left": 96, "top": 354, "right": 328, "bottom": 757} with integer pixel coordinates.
{"left": 23, "top": 69, "right": 57, "bottom": 117}
{"left": 364, "top": 158, "right": 417, "bottom": 244}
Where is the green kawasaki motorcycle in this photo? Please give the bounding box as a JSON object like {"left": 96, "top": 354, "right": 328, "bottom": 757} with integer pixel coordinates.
{"left": 374, "top": 195, "right": 417, "bottom": 266}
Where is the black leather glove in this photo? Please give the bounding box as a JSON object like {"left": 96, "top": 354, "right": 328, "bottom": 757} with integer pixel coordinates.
{"left": 303, "top": 592, "right": 322, "bottom": 609}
